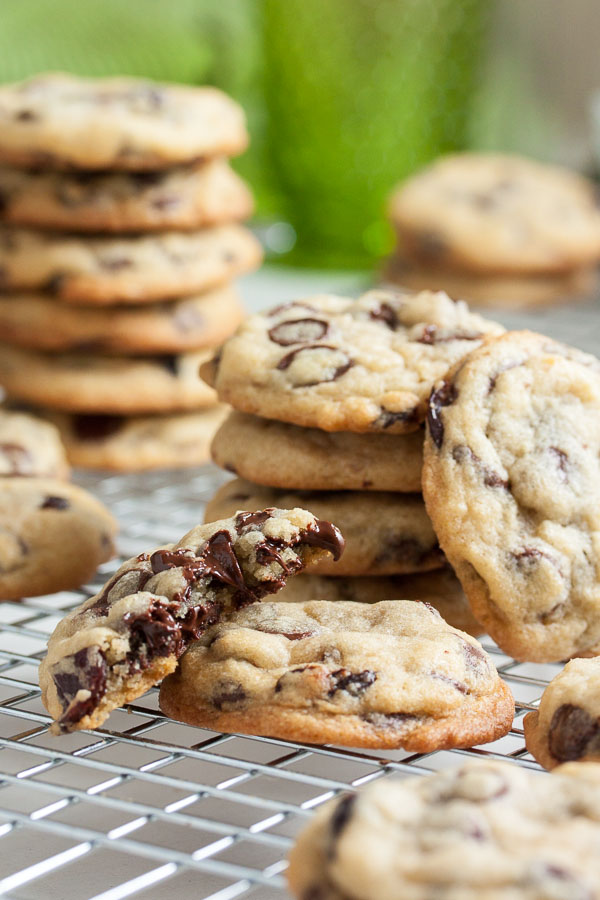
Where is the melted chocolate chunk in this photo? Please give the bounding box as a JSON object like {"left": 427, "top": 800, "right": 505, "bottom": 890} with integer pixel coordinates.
{"left": 549, "top": 704, "right": 600, "bottom": 762}
{"left": 268, "top": 318, "right": 329, "bottom": 346}
{"left": 328, "top": 668, "right": 376, "bottom": 697}
{"left": 235, "top": 510, "right": 271, "bottom": 529}
{"left": 40, "top": 495, "right": 70, "bottom": 510}
{"left": 376, "top": 406, "right": 420, "bottom": 429}
{"left": 276, "top": 345, "right": 354, "bottom": 385}
{"left": 149, "top": 531, "right": 247, "bottom": 601}
{"left": 72, "top": 414, "right": 123, "bottom": 442}
{"left": 54, "top": 646, "right": 107, "bottom": 727}
{"left": 303, "top": 519, "right": 345, "bottom": 561}
{"left": 124, "top": 601, "right": 182, "bottom": 668}
{"left": 212, "top": 681, "right": 247, "bottom": 710}
{"left": 369, "top": 301, "right": 398, "bottom": 330}
{"left": 417, "top": 325, "right": 482, "bottom": 345}
{"left": 451, "top": 444, "right": 508, "bottom": 489}
{"left": 0, "top": 442, "right": 32, "bottom": 475}
{"left": 427, "top": 379, "right": 458, "bottom": 448}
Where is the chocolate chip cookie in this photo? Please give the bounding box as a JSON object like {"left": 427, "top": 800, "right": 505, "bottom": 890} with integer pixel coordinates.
{"left": 0, "top": 285, "right": 244, "bottom": 355}
{"left": 0, "top": 224, "right": 262, "bottom": 304}
{"left": 0, "top": 477, "right": 116, "bottom": 601}
{"left": 0, "top": 408, "right": 69, "bottom": 478}
{"left": 524, "top": 658, "right": 600, "bottom": 769}
{"left": 390, "top": 153, "right": 600, "bottom": 274}
{"left": 48, "top": 406, "right": 227, "bottom": 472}
{"left": 0, "top": 345, "right": 217, "bottom": 413}
{"left": 202, "top": 290, "right": 503, "bottom": 434}
{"left": 205, "top": 478, "right": 444, "bottom": 576}
{"left": 0, "top": 159, "right": 253, "bottom": 232}
{"left": 288, "top": 759, "right": 600, "bottom": 900}
{"left": 159, "top": 600, "right": 512, "bottom": 748}
{"left": 422, "top": 330, "right": 600, "bottom": 662}
{"left": 211, "top": 410, "right": 424, "bottom": 492}
{"left": 0, "top": 73, "right": 247, "bottom": 170}
{"left": 384, "top": 253, "right": 598, "bottom": 310}
{"left": 276, "top": 568, "right": 484, "bottom": 636}
{"left": 39, "top": 508, "right": 344, "bottom": 732}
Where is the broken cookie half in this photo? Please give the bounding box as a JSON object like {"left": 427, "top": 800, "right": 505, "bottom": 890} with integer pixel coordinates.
{"left": 39, "top": 507, "right": 344, "bottom": 733}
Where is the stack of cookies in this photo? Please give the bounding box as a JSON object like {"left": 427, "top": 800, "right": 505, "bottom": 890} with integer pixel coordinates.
{"left": 386, "top": 152, "right": 600, "bottom": 308}
{"left": 201, "top": 288, "right": 505, "bottom": 635}
{"left": 0, "top": 72, "right": 262, "bottom": 470}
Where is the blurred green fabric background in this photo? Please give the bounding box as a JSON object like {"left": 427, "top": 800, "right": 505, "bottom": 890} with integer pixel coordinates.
{"left": 0, "top": 0, "right": 544, "bottom": 267}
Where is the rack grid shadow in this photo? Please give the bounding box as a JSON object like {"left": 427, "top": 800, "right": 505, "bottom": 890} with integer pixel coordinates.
{"left": 0, "top": 465, "right": 556, "bottom": 900}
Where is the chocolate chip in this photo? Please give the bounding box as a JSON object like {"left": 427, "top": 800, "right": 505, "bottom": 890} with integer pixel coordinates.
{"left": 549, "top": 704, "right": 600, "bottom": 762}
{"left": 0, "top": 442, "right": 32, "bottom": 476}
{"left": 212, "top": 681, "right": 247, "bottom": 710}
{"left": 550, "top": 446, "right": 568, "bottom": 481}
{"left": 151, "top": 195, "right": 180, "bottom": 211}
{"left": 130, "top": 171, "right": 164, "bottom": 188}
{"left": 451, "top": 444, "right": 508, "bottom": 489}
{"left": 90, "top": 565, "right": 152, "bottom": 616}
{"left": 72, "top": 414, "right": 123, "bottom": 442}
{"left": 431, "top": 672, "right": 468, "bottom": 693}
{"left": 99, "top": 256, "right": 133, "bottom": 271}
{"left": 0, "top": 189, "right": 7, "bottom": 215}
{"left": 161, "top": 355, "right": 179, "bottom": 376}
{"left": 329, "top": 793, "right": 356, "bottom": 840}
{"left": 487, "top": 361, "right": 519, "bottom": 393}
{"left": 369, "top": 302, "right": 398, "bottom": 330}
{"left": 413, "top": 231, "right": 447, "bottom": 262}
{"left": 303, "top": 519, "right": 345, "bottom": 561}
{"left": 40, "top": 496, "right": 70, "bottom": 510}
{"left": 417, "top": 325, "right": 482, "bottom": 345}
{"left": 45, "top": 273, "right": 66, "bottom": 295}
{"left": 268, "top": 318, "right": 329, "bottom": 346}
{"left": 15, "top": 109, "right": 37, "bottom": 122}
{"left": 53, "top": 646, "right": 107, "bottom": 727}
{"left": 276, "top": 344, "right": 354, "bottom": 386}
{"left": 375, "top": 406, "right": 420, "bottom": 430}
{"left": 328, "top": 668, "right": 376, "bottom": 697}
{"left": 427, "top": 379, "right": 457, "bottom": 448}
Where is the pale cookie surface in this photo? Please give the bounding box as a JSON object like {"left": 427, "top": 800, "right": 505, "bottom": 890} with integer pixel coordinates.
{"left": 39, "top": 508, "right": 344, "bottom": 732}
{"left": 205, "top": 478, "right": 444, "bottom": 577}
{"left": 211, "top": 411, "right": 423, "bottom": 492}
{"left": 384, "top": 254, "right": 598, "bottom": 310}
{"left": 0, "top": 224, "right": 262, "bottom": 304}
{"left": 276, "top": 568, "right": 483, "bottom": 637}
{"left": 422, "top": 330, "right": 600, "bottom": 663}
{"left": 0, "top": 345, "right": 217, "bottom": 414}
{"left": 288, "top": 759, "right": 600, "bottom": 900}
{"left": 0, "top": 408, "right": 69, "bottom": 478}
{"left": 203, "top": 290, "right": 503, "bottom": 434}
{"left": 49, "top": 406, "right": 228, "bottom": 472}
{"left": 390, "top": 153, "right": 600, "bottom": 274}
{"left": 0, "top": 285, "right": 244, "bottom": 355}
{"left": 159, "top": 600, "right": 512, "bottom": 749}
{"left": 0, "top": 73, "right": 247, "bottom": 170}
{"left": 0, "top": 477, "right": 116, "bottom": 601}
{"left": 0, "top": 159, "right": 253, "bottom": 232}
{"left": 524, "top": 658, "right": 600, "bottom": 769}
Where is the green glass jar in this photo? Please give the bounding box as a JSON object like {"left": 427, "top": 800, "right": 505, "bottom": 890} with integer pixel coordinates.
{"left": 262, "top": 0, "right": 491, "bottom": 267}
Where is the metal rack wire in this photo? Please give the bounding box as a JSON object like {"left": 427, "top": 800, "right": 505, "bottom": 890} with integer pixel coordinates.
{"left": 0, "top": 462, "right": 568, "bottom": 900}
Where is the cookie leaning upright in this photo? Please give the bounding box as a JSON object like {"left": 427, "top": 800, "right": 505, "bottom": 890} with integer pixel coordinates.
{"left": 39, "top": 507, "right": 344, "bottom": 732}
{"left": 0, "top": 72, "right": 261, "bottom": 471}
{"left": 422, "top": 330, "right": 600, "bottom": 662}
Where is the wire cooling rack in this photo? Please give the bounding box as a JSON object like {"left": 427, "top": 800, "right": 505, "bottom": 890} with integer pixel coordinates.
{"left": 0, "top": 461, "right": 562, "bottom": 900}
